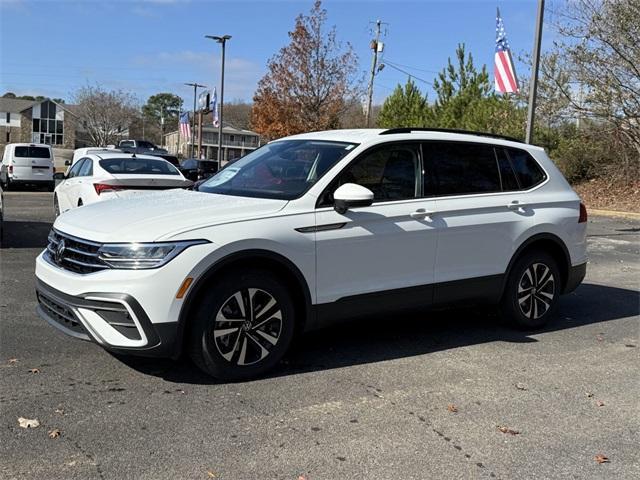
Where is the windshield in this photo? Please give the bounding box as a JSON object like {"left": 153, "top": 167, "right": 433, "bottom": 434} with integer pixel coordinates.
{"left": 198, "top": 140, "right": 357, "bottom": 200}
{"left": 99, "top": 158, "right": 180, "bottom": 175}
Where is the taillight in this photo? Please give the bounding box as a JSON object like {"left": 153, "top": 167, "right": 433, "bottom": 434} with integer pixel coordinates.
{"left": 578, "top": 202, "right": 588, "bottom": 223}
{"left": 94, "top": 183, "right": 124, "bottom": 195}
{"left": 8, "top": 165, "right": 13, "bottom": 174}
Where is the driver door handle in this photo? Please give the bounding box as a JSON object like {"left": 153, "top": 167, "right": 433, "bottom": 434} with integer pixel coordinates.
{"left": 410, "top": 208, "right": 435, "bottom": 219}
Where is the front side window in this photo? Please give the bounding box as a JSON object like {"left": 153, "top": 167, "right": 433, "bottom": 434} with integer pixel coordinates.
{"left": 68, "top": 159, "right": 85, "bottom": 178}
{"left": 99, "top": 158, "right": 180, "bottom": 175}
{"left": 328, "top": 143, "right": 420, "bottom": 203}
{"left": 505, "top": 148, "right": 546, "bottom": 189}
{"left": 424, "top": 142, "right": 501, "bottom": 196}
{"left": 78, "top": 159, "right": 93, "bottom": 177}
{"left": 198, "top": 140, "right": 357, "bottom": 200}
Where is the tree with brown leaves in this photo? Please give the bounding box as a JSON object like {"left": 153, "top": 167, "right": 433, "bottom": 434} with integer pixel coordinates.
{"left": 251, "top": 1, "right": 360, "bottom": 140}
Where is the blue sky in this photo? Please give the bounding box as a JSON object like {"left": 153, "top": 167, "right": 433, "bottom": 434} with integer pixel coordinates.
{"left": 0, "top": 0, "right": 557, "bottom": 106}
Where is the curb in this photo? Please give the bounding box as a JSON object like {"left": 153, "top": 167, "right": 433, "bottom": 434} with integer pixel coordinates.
{"left": 589, "top": 209, "right": 640, "bottom": 220}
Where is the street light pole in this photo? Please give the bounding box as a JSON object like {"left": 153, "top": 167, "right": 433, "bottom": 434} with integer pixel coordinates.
{"left": 205, "top": 34, "right": 231, "bottom": 167}
{"left": 184, "top": 82, "right": 206, "bottom": 157}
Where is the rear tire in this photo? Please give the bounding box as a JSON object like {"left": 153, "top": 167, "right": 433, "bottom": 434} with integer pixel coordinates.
{"left": 500, "top": 250, "right": 561, "bottom": 329}
{"left": 188, "top": 269, "right": 296, "bottom": 381}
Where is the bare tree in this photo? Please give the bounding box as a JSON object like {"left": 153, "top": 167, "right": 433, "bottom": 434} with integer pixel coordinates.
{"left": 73, "top": 85, "right": 138, "bottom": 146}
{"left": 553, "top": 0, "right": 640, "bottom": 156}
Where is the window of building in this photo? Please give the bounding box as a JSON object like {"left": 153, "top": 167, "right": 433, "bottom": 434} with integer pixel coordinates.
{"left": 6, "top": 131, "right": 9, "bottom": 142}
{"left": 32, "top": 100, "right": 63, "bottom": 146}
{"left": 6, "top": 112, "right": 10, "bottom": 124}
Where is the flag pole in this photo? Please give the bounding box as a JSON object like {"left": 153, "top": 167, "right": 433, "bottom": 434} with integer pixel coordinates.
{"left": 525, "top": 0, "right": 545, "bottom": 144}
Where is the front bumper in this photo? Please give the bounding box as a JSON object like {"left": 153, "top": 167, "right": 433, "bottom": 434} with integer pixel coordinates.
{"left": 36, "top": 278, "right": 178, "bottom": 358}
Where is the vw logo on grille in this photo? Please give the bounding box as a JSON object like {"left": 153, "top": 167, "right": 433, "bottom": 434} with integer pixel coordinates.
{"left": 55, "top": 238, "right": 67, "bottom": 264}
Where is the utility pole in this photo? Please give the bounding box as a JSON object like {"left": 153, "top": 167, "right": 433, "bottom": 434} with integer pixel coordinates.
{"left": 184, "top": 82, "right": 206, "bottom": 157}
{"left": 525, "top": 0, "right": 545, "bottom": 144}
{"left": 160, "top": 105, "right": 165, "bottom": 148}
{"left": 205, "top": 34, "right": 231, "bottom": 168}
{"left": 366, "top": 20, "right": 383, "bottom": 128}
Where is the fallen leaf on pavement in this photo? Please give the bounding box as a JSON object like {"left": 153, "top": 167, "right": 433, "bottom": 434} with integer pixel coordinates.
{"left": 48, "top": 429, "right": 61, "bottom": 439}
{"left": 54, "top": 408, "right": 64, "bottom": 415}
{"left": 8, "top": 358, "right": 18, "bottom": 365}
{"left": 298, "top": 476, "right": 308, "bottom": 480}
{"left": 18, "top": 417, "right": 40, "bottom": 429}
{"left": 206, "top": 470, "right": 216, "bottom": 478}
{"left": 596, "top": 400, "right": 605, "bottom": 407}
{"left": 596, "top": 335, "right": 604, "bottom": 342}
{"left": 595, "top": 454, "right": 609, "bottom": 464}
{"left": 28, "top": 368, "right": 40, "bottom": 374}
{"left": 515, "top": 383, "right": 528, "bottom": 391}
{"left": 497, "top": 425, "right": 520, "bottom": 435}
{"left": 447, "top": 404, "right": 458, "bottom": 413}
{"left": 585, "top": 392, "right": 594, "bottom": 398}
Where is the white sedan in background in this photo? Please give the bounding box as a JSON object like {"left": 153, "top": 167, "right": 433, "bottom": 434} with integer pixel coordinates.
{"left": 53, "top": 152, "right": 193, "bottom": 216}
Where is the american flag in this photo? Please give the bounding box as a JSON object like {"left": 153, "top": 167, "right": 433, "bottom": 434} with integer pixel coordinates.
{"left": 179, "top": 112, "right": 191, "bottom": 138}
{"left": 495, "top": 8, "right": 519, "bottom": 93}
{"left": 211, "top": 87, "right": 219, "bottom": 128}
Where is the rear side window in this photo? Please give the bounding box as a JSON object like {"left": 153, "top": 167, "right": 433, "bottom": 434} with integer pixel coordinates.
{"left": 505, "top": 148, "right": 546, "bottom": 189}
{"left": 99, "top": 158, "right": 179, "bottom": 175}
{"left": 14, "top": 146, "right": 51, "bottom": 158}
{"left": 424, "top": 142, "right": 501, "bottom": 196}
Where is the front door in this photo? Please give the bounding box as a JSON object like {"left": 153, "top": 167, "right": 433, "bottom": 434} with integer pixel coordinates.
{"left": 314, "top": 142, "right": 438, "bottom": 312}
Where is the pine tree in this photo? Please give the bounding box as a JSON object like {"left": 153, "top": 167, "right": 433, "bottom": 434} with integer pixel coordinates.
{"left": 377, "top": 78, "right": 428, "bottom": 128}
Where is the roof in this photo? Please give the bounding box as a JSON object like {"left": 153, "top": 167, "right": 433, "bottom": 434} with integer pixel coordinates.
{"left": 280, "top": 128, "right": 541, "bottom": 150}
{"left": 0, "top": 98, "right": 37, "bottom": 113}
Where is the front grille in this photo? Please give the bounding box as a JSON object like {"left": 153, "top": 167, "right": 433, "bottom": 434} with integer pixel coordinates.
{"left": 45, "top": 229, "right": 109, "bottom": 274}
{"left": 37, "top": 291, "right": 86, "bottom": 334}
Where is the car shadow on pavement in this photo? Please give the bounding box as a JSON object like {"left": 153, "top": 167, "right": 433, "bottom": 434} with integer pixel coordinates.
{"left": 117, "top": 282, "right": 639, "bottom": 384}
{"left": 1, "top": 220, "right": 51, "bottom": 249}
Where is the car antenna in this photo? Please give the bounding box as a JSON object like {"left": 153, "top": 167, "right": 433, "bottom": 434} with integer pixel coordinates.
{"left": 131, "top": 152, "right": 136, "bottom": 158}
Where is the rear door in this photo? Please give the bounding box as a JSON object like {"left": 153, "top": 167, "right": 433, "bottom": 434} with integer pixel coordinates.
{"left": 12, "top": 145, "right": 53, "bottom": 182}
{"left": 424, "top": 141, "right": 533, "bottom": 303}
{"left": 57, "top": 159, "right": 85, "bottom": 211}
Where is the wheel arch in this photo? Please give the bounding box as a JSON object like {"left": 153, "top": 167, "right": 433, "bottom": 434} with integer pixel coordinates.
{"left": 504, "top": 233, "right": 571, "bottom": 295}
{"left": 172, "top": 249, "right": 313, "bottom": 359}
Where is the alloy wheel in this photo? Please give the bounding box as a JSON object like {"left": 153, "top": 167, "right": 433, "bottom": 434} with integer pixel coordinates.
{"left": 212, "top": 288, "right": 283, "bottom": 366}
{"left": 517, "top": 262, "right": 555, "bottom": 320}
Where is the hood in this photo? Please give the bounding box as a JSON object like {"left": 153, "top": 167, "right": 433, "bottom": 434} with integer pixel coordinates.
{"left": 54, "top": 189, "right": 288, "bottom": 242}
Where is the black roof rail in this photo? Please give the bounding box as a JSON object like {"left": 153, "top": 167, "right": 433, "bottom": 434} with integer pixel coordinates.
{"left": 379, "top": 127, "right": 524, "bottom": 144}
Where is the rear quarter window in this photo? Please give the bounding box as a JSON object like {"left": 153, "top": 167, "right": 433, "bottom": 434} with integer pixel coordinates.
{"left": 14, "top": 146, "right": 51, "bottom": 158}
{"left": 505, "top": 148, "right": 547, "bottom": 189}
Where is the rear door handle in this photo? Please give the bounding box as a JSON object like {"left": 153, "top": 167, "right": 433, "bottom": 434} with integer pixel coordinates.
{"left": 507, "top": 200, "right": 528, "bottom": 211}
{"left": 410, "top": 208, "right": 435, "bottom": 219}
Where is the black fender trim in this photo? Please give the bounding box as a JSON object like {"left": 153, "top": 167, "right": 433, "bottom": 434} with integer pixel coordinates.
{"left": 172, "top": 249, "right": 314, "bottom": 359}
{"left": 503, "top": 233, "right": 572, "bottom": 294}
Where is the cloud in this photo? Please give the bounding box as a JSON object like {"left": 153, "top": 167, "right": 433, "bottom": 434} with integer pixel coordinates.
{"left": 131, "top": 50, "right": 264, "bottom": 101}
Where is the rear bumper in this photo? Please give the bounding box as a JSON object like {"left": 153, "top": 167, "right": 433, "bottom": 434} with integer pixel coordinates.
{"left": 563, "top": 262, "right": 587, "bottom": 294}
{"left": 35, "top": 278, "right": 178, "bottom": 358}
{"left": 10, "top": 178, "right": 53, "bottom": 185}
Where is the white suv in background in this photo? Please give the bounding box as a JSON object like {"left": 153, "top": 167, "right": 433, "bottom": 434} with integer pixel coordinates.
{"left": 35, "top": 128, "right": 587, "bottom": 380}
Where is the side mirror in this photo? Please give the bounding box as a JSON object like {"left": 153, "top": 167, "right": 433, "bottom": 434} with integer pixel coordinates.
{"left": 64, "top": 160, "right": 72, "bottom": 166}
{"left": 53, "top": 172, "right": 66, "bottom": 180}
{"left": 333, "top": 183, "right": 374, "bottom": 214}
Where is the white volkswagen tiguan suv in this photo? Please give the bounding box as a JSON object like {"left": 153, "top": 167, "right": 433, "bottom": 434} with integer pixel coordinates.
{"left": 35, "top": 129, "right": 587, "bottom": 380}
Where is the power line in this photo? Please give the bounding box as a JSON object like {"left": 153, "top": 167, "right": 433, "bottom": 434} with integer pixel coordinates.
{"left": 380, "top": 62, "right": 434, "bottom": 86}
{"left": 382, "top": 59, "right": 440, "bottom": 75}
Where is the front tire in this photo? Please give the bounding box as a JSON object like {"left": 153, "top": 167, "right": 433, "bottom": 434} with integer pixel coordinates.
{"left": 188, "top": 269, "right": 296, "bottom": 381}
{"left": 500, "top": 251, "right": 560, "bottom": 329}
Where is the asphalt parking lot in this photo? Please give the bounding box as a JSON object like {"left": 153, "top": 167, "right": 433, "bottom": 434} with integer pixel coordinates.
{"left": 1, "top": 192, "right": 638, "bottom": 480}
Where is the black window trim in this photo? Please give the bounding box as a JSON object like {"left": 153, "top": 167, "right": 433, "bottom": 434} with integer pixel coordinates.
{"left": 315, "top": 140, "right": 425, "bottom": 209}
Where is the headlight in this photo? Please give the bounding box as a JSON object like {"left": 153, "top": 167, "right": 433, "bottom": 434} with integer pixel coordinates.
{"left": 97, "top": 240, "right": 209, "bottom": 269}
